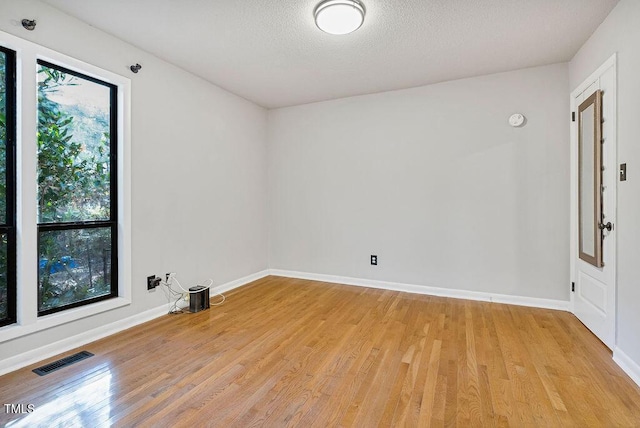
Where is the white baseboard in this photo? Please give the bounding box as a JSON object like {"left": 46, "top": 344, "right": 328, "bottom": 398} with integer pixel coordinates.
{"left": 613, "top": 347, "right": 640, "bottom": 388}
{"left": 269, "top": 269, "right": 570, "bottom": 311}
{"left": 0, "top": 304, "right": 167, "bottom": 377}
{"left": 213, "top": 269, "right": 270, "bottom": 295}
{"left": 0, "top": 269, "right": 270, "bottom": 376}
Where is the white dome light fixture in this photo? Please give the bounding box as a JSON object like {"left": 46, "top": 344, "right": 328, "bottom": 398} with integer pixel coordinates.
{"left": 314, "top": 0, "right": 365, "bottom": 35}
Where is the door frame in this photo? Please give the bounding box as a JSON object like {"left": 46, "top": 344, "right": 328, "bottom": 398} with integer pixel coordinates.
{"left": 569, "top": 53, "right": 617, "bottom": 347}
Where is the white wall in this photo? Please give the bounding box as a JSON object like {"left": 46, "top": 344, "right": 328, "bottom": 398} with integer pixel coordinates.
{"left": 269, "top": 63, "right": 569, "bottom": 301}
{"left": 0, "top": 1, "right": 268, "bottom": 361}
{"left": 570, "top": 0, "right": 640, "bottom": 375}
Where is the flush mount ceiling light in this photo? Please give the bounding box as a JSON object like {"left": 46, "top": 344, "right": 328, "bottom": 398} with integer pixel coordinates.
{"left": 314, "top": 0, "right": 365, "bottom": 35}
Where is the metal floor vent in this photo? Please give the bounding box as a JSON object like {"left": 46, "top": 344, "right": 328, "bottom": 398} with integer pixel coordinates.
{"left": 32, "top": 351, "right": 94, "bottom": 376}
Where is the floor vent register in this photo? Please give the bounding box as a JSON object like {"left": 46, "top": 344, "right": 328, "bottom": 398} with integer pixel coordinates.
{"left": 32, "top": 351, "right": 94, "bottom": 376}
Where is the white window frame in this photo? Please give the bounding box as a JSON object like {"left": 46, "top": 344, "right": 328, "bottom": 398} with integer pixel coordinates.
{"left": 0, "top": 30, "right": 131, "bottom": 343}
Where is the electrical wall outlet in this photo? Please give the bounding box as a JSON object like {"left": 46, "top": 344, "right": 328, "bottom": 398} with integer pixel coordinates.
{"left": 147, "top": 275, "right": 161, "bottom": 290}
{"left": 165, "top": 272, "right": 175, "bottom": 285}
{"left": 371, "top": 255, "right": 378, "bottom": 265}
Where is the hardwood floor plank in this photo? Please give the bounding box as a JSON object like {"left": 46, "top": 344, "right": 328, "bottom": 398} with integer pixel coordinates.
{"left": 2, "top": 276, "right": 640, "bottom": 427}
{"left": 417, "top": 339, "right": 442, "bottom": 428}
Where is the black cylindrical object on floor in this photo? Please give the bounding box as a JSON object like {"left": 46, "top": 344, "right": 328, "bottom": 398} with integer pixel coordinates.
{"left": 189, "top": 286, "right": 210, "bottom": 312}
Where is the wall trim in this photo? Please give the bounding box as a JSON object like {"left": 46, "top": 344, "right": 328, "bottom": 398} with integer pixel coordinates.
{"left": 269, "top": 269, "right": 570, "bottom": 311}
{"left": 213, "top": 270, "right": 270, "bottom": 295}
{"left": 0, "top": 304, "right": 167, "bottom": 377}
{"left": 0, "top": 269, "right": 270, "bottom": 376}
{"left": 613, "top": 347, "right": 640, "bottom": 388}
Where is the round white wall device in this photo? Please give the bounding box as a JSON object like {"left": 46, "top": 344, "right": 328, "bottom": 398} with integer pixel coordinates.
{"left": 509, "top": 113, "right": 525, "bottom": 127}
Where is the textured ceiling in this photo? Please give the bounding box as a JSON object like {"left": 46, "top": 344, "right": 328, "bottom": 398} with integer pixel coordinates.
{"left": 42, "top": 0, "right": 618, "bottom": 109}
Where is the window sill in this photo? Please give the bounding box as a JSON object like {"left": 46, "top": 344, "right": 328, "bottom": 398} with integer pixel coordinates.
{"left": 0, "top": 297, "right": 130, "bottom": 343}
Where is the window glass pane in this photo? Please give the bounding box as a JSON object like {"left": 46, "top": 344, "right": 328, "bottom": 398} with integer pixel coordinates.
{"left": 0, "top": 46, "right": 15, "bottom": 326}
{"left": 0, "top": 51, "right": 7, "bottom": 224}
{"left": 39, "top": 227, "right": 112, "bottom": 312}
{"left": 37, "top": 64, "right": 112, "bottom": 223}
{"left": 0, "top": 233, "right": 7, "bottom": 321}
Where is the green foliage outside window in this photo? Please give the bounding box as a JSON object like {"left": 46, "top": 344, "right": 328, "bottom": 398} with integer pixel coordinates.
{"left": 37, "top": 65, "right": 113, "bottom": 312}
{"left": 0, "top": 53, "right": 7, "bottom": 222}
{"left": 37, "top": 66, "right": 111, "bottom": 223}
{"left": 0, "top": 52, "right": 8, "bottom": 320}
{"left": 0, "top": 234, "right": 6, "bottom": 321}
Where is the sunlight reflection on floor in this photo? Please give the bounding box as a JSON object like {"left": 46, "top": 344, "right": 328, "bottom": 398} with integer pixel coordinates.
{"left": 7, "top": 367, "right": 112, "bottom": 427}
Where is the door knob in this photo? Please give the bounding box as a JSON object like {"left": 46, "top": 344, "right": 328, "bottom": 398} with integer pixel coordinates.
{"left": 599, "top": 222, "right": 613, "bottom": 231}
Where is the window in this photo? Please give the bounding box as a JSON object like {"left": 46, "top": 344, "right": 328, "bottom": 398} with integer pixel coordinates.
{"left": 0, "top": 46, "right": 17, "bottom": 327}
{"left": 36, "top": 60, "right": 118, "bottom": 315}
{"left": 0, "top": 31, "right": 130, "bottom": 340}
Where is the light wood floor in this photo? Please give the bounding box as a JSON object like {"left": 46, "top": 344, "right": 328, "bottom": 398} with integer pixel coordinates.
{"left": 2, "top": 276, "right": 640, "bottom": 427}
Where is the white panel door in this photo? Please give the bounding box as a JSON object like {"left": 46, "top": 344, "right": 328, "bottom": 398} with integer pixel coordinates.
{"left": 570, "top": 56, "right": 617, "bottom": 349}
